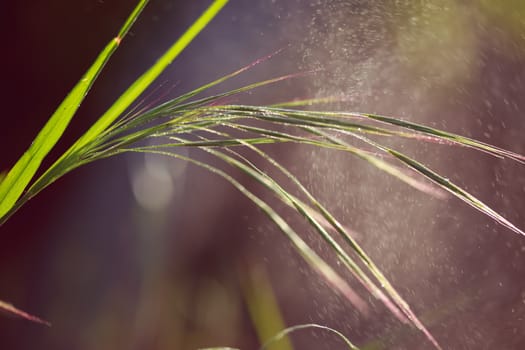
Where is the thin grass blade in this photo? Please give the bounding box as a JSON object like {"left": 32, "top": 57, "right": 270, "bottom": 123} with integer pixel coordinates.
{"left": 194, "top": 127, "right": 441, "bottom": 348}
{"left": 260, "top": 324, "right": 360, "bottom": 350}
{"left": 68, "top": 0, "right": 229, "bottom": 155}
{"left": 0, "top": 300, "right": 50, "bottom": 326}
{"left": 361, "top": 113, "right": 525, "bottom": 163}
{"left": 226, "top": 122, "right": 445, "bottom": 199}
{"left": 216, "top": 105, "right": 525, "bottom": 164}
{"left": 349, "top": 132, "right": 525, "bottom": 237}
{"left": 126, "top": 147, "right": 367, "bottom": 315}
{"left": 389, "top": 148, "right": 525, "bottom": 236}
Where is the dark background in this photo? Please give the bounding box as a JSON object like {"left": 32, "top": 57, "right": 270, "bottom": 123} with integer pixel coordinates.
{"left": 1, "top": 1, "right": 525, "bottom": 349}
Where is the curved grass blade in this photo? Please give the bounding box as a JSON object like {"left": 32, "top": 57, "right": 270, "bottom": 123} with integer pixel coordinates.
{"left": 390, "top": 148, "right": 525, "bottom": 235}
{"left": 128, "top": 112, "right": 441, "bottom": 346}
{"left": 190, "top": 104, "right": 522, "bottom": 237}
{"left": 62, "top": 95, "right": 518, "bottom": 348}
{"left": 193, "top": 129, "right": 405, "bottom": 316}
{"left": 91, "top": 115, "right": 443, "bottom": 346}
{"left": 85, "top": 107, "right": 444, "bottom": 348}
{"left": 209, "top": 105, "right": 395, "bottom": 137}
{"left": 178, "top": 130, "right": 443, "bottom": 348}
{"left": 221, "top": 122, "right": 446, "bottom": 199}
{"left": 125, "top": 147, "right": 368, "bottom": 315}
{"left": 361, "top": 113, "right": 525, "bottom": 163}
{"left": 206, "top": 152, "right": 368, "bottom": 313}
{"left": 260, "top": 324, "right": 359, "bottom": 350}
{"left": 163, "top": 136, "right": 372, "bottom": 314}
{"left": 190, "top": 127, "right": 441, "bottom": 349}
{"left": 214, "top": 105, "right": 525, "bottom": 164}
{"left": 349, "top": 132, "right": 525, "bottom": 237}
{"left": 219, "top": 105, "right": 524, "bottom": 236}
{"left": 0, "top": 0, "right": 149, "bottom": 220}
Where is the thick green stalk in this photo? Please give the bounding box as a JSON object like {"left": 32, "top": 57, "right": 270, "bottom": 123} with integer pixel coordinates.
{"left": 0, "top": 0, "right": 149, "bottom": 221}
{"left": 0, "top": 0, "right": 229, "bottom": 226}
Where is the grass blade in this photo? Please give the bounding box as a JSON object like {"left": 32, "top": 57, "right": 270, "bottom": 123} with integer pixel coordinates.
{"left": 361, "top": 113, "right": 525, "bottom": 163}
{"left": 222, "top": 122, "right": 445, "bottom": 199}
{"left": 260, "top": 324, "right": 359, "bottom": 350}
{"left": 0, "top": 0, "right": 229, "bottom": 226}
{"left": 240, "top": 264, "right": 294, "bottom": 350}
{"left": 191, "top": 127, "right": 441, "bottom": 349}
{"left": 213, "top": 105, "right": 525, "bottom": 164}
{"left": 349, "top": 132, "right": 525, "bottom": 237}
{"left": 0, "top": 0, "right": 149, "bottom": 220}
{"left": 389, "top": 148, "right": 525, "bottom": 235}
{"left": 125, "top": 147, "right": 368, "bottom": 315}
{"left": 68, "top": 0, "right": 229, "bottom": 155}
{"left": 0, "top": 300, "right": 50, "bottom": 326}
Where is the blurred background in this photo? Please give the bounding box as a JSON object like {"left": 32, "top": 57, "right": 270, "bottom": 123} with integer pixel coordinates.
{"left": 1, "top": 1, "right": 525, "bottom": 349}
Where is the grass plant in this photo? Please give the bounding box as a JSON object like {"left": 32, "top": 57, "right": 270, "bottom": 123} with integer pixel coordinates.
{"left": 1, "top": 1, "right": 524, "bottom": 349}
